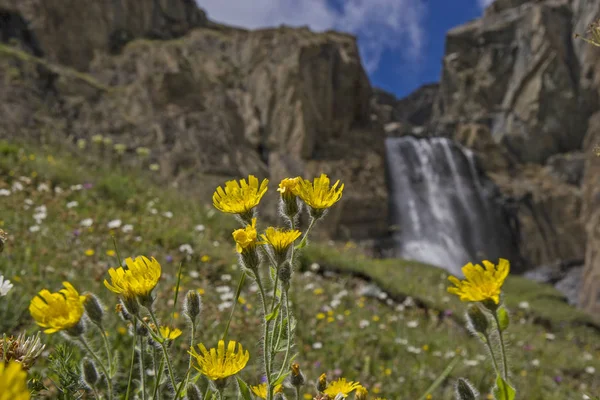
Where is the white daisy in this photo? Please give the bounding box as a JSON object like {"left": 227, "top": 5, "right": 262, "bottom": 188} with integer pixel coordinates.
{"left": 0, "top": 275, "right": 14, "bottom": 296}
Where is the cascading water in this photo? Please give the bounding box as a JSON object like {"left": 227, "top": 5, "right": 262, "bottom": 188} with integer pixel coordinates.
{"left": 385, "top": 136, "right": 518, "bottom": 275}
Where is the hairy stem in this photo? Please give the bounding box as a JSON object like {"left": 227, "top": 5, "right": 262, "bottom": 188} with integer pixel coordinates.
{"left": 139, "top": 335, "right": 147, "bottom": 400}
{"left": 276, "top": 290, "right": 292, "bottom": 381}
{"left": 255, "top": 271, "right": 273, "bottom": 400}
{"left": 147, "top": 309, "right": 179, "bottom": 391}
{"left": 125, "top": 321, "right": 137, "bottom": 400}
{"left": 493, "top": 313, "right": 510, "bottom": 381}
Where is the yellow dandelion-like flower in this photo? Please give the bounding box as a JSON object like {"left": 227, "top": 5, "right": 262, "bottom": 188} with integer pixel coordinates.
{"left": 324, "top": 378, "right": 362, "bottom": 398}
{"left": 213, "top": 175, "right": 268, "bottom": 216}
{"left": 250, "top": 383, "right": 283, "bottom": 399}
{"left": 277, "top": 177, "right": 300, "bottom": 197}
{"left": 29, "top": 282, "right": 85, "bottom": 334}
{"left": 159, "top": 326, "right": 182, "bottom": 340}
{"left": 104, "top": 256, "right": 162, "bottom": 300}
{"left": 261, "top": 227, "right": 301, "bottom": 263}
{"left": 297, "top": 174, "right": 344, "bottom": 214}
{"left": 447, "top": 258, "right": 510, "bottom": 304}
{"left": 189, "top": 340, "right": 249, "bottom": 381}
{"left": 0, "top": 361, "right": 30, "bottom": 400}
{"left": 232, "top": 218, "right": 260, "bottom": 254}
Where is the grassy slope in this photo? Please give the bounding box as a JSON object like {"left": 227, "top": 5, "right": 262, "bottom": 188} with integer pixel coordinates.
{"left": 0, "top": 140, "right": 599, "bottom": 399}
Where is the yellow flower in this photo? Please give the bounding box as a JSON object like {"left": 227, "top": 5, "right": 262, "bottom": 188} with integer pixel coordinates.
{"left": 355, "top": 386, "right": 368, "bottom": 400}
{"left": 106, "top": 250, "right": 116, "bottom": 257}
{"left": 201, "top": 255, "right": 211, "bottom": 263}
{"left": 447, "top": 258, "right": 510, "bottom": 304}
{"left": 0, "top": 361, "right": 30, "bottom": 400}
{"left": 29, "top": 282, "right": 85, "bottom": 334}
{"left": 85, "top": 249, "right": 95, "bottom": 256}
{"left": 250, "top": 383, "right": 283, "bottom": 399}
{"left": 104, "top": 256, "right": 162, "bottom": 299}
{"left": 213, "top": 175, "right": 268, "bottom": 215}
{"left": 189, "top": 340, "right": 249, "bottom": 380}
{"left": 277, "top": 177, "right": 300, "bottom": 197}
{"left": 261, "top": 227, "right": 301, "bottom": 254}
{"left": 232, "top": 218, "right": 260, "bottom": 253}
{"left": 324, "top": 378, "right": 362, "bottom": 398}
{"left": 159, "top": 326, "right": 182, "bottom": 340}
{"left": 297, "top": 174, "right": 344, "bottom": 212}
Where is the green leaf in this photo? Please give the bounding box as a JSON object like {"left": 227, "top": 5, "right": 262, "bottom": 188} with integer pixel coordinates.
{"left": 265, "top": 303, "right": 281, "bottom": 322}
{"left": 272, "top": 372, "right": 291, "bottom": 387}
{"left": 294, "top": 239, "right": 307, "bottom": 250}
{"left": 493, "top": 375, "right": 516, "bottom": 400}
{"left": 497, "top": 307, "right": 510, "bottom": 332}
{"left": 236, "top": 377, "right": 253, "bottom": 400}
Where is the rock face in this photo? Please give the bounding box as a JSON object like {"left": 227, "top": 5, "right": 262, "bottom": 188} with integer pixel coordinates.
{"left": 372, "top": 84, "right": 438, "bottom": 136}
{"left": 433, "top": 0, "right": 593, "bottom": 164}
{"left": 0, "top": 1, "right": 388, "bottom": 240}
{"left": 0, "top": 0, "right": 208, "bottom": 70}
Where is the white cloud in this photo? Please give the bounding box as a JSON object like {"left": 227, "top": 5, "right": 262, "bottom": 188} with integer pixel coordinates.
{"left": 195, "top": 0, "right": 426, "bottom": 73}
{"left": 477, "top": 0, "right": 495, "bottom": 9}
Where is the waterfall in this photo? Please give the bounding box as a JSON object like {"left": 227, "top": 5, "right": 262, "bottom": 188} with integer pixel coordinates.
{"left": 385, "top": 136, "right": 518, "bottom": 275}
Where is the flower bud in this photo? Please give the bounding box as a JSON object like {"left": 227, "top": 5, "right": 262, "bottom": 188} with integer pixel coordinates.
{"left": 317, "top": 373, "right": 327, "bottom": 392}
{"left": 184, "top": 290, "right": 202, "bottom": 322}
{"left": 84, "top": 293, "right": 104, "bottom": 327}
{"left": 496, "top": 307, "right": 510, "bottom": 332}
{"left": 466, "top": 305, "right": 489, "bottom": 335}
{"left": 455, "top": 378, "right": 478, "bottom": 400}
{"left": 355, "top": 387, "right": 368, "bottom": 400}
{"left": 290, "top": 362, "right": 305, "bottom": 388}
{"left": 186, "top": 383, "right": 203, "bottom": 400}
{"left": 278, "top": 262, "right": 292, "bottom": 287}
{"left": 82, "top": 358, "right": 99, "bottom": 388}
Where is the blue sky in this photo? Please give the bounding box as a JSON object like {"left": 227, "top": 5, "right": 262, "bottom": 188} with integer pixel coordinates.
{"left": 195, "top": 0, "right": 494, "bottom": 99}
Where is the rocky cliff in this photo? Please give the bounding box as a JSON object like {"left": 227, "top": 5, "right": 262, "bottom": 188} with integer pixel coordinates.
{"left": 0, "top": 0, "right": 388, "bottom": 240}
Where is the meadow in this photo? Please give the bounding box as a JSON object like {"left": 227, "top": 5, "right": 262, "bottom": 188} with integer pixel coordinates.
{"left": 0, "top": 138, "right": 599, "bottom": 399}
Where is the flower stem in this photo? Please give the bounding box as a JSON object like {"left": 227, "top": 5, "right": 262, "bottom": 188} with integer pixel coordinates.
{"left": 147, "top": 309, "right": 179, "bottom": 391}
{"left": 125, "top": 321, "right": 138, "bottom": 400}
{"left": 203, "top": 380, "right": 212, "bottom": 400}
{"left": 222, "top": 272, "right": 246, "bottom": 342}
{"left": 139, "top": 335, "right": 147, "bottom": 400}
{"left": 275, "top": 290, "right": 292, "bottom": 381}
{"left": 183, "top": 322, "right": 197, "bottom": 394}
{"left": 483, "top": 333, "right": 501, "bottom": 374}
{"left": 99, "top": 329, "right": 113, "bottom": 377}
{"left": 254, "top": 271, "right": 273, "bottom": 400}
{"left": 295, "top": 386, "right": 300, "bottom": 400}
{"left": 152, "top": 351, "right": 165, "bottom": 400}
{"left": 493, "top": 313, "right": 510, "bottom": 381}
{"left": 296, "top": 217, "right": 316, "bottom": 249}
{"left": 79, "top": 337, "right": 113, "bottom": 400}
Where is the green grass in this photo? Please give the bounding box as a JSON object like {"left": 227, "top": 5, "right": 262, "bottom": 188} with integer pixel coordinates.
{"left": 1, "top": 139, "right": 599, "bottom": 399}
